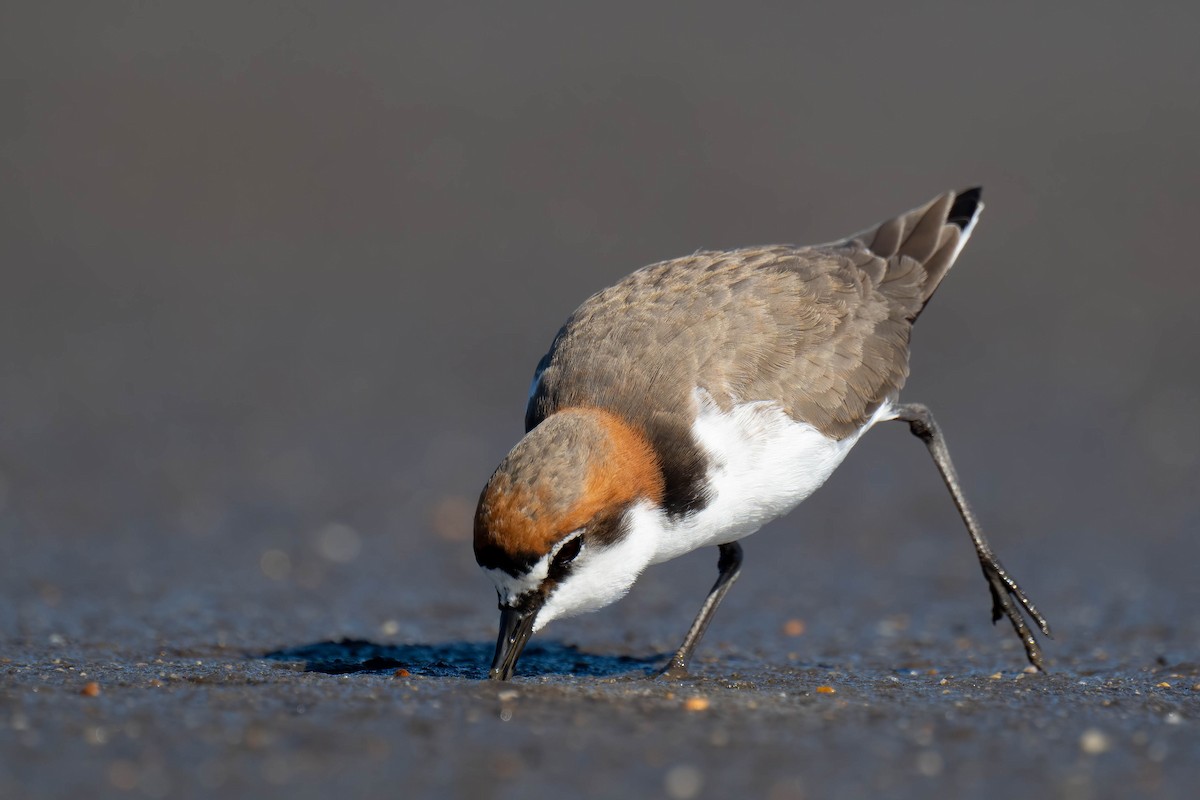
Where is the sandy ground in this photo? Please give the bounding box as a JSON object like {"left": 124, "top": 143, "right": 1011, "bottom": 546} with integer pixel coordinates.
{"left": 3, "top": 514, "right": 1198, "bottom": 799}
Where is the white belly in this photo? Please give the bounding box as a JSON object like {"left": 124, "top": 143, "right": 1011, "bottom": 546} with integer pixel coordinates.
{"left": 638, "top": 389, "right": 894, "bottom": 564}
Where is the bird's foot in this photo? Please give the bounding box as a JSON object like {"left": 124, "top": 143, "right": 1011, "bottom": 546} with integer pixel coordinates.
{"left": 656, "top": 655, "right": 692, "bottom": 681}
{"left": 980, "top": 556, "right": 1052, "bottom": 671}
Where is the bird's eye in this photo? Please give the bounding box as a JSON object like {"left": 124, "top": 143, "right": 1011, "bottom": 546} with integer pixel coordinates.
{"left": 552, "top": 534, "right": 584, "bottom": 567}
{"left": 546, "top": 530, "right": 585, "bottom": 582}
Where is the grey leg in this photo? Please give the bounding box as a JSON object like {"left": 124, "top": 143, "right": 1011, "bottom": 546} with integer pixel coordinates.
{"left": 660, "top": 542, "right": 743, "bottom": 679}
{"left": 894, "top": 403, "right": 1051, "bottom": 670}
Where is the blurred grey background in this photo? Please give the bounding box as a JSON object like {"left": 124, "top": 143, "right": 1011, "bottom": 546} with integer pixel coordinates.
{"left": 4, "top": 0, "right": 1199, "bottom": 653}
{"left": 1, "top": 2, "right": 1198, "bottom": 796}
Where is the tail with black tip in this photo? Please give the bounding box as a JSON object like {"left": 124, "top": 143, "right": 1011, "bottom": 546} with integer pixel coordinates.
{"left": 846, "top": 187, "right": 984, "bottom": 312}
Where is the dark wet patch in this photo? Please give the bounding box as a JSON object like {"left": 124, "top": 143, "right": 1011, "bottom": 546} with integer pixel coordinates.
{"left": 262, "top": 638, "right": 659, "bottom": 679}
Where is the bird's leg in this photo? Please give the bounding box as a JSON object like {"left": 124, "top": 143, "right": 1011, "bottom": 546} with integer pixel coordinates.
{"left": 659, "top": 542, "right": 743, "bottom": 679}
{"left": 893, "top": 403, "right": 1051, "bottom": 670}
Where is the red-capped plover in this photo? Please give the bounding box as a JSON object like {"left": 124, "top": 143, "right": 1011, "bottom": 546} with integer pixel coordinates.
{"left": 475, "top": 188, "right": 1050, "bottom": 680}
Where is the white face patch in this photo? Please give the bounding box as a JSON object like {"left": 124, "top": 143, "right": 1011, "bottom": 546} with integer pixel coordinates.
{"left": 483, "top": 529, "right": 585, "bottom": 607}
{"left": 533, "top": 506, "right": 659, "bottom": 631}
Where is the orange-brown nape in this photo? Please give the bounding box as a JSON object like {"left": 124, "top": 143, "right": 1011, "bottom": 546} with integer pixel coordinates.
{"left": 474, "top": 407, "right": 664, "bottom": 574}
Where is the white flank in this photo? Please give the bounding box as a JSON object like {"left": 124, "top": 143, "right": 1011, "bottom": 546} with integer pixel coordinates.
{"left": 641, "top": 389, "right": 894, "bottom": 564}
{"left": 532, "top": 388, "right": 894, "bottom": 629}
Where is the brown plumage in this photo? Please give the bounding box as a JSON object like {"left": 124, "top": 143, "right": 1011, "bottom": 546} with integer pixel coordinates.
{"left": 524, "top": 190, "right": 974, "bottom": 516}
{"left": 474, "top": 407, "right": 663, "bottom": 570}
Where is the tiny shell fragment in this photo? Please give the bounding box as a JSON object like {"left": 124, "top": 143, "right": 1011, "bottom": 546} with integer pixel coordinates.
{"left": 683, "top": 696, "right": 710, "bottom": 711}
{"left": 815, "top": 686, "right": 836, "bottom": 694}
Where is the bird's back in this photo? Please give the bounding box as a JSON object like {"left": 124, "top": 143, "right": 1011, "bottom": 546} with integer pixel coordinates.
{"left": 526, "top": 189, "right": 981, "bottom": 515}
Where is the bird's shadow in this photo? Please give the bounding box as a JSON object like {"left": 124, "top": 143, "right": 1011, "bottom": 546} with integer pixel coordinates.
{"left": 262, "top": 638, "right": 659, "bottom": 680}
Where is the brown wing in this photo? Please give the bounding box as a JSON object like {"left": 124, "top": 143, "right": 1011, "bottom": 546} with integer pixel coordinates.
{"left": 526, "top": 189, "right": 981, "bottom": 514}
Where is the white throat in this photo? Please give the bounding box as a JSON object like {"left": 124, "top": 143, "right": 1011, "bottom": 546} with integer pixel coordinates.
{"left": 533, "top": 512, "right": 659, "bottom": 630}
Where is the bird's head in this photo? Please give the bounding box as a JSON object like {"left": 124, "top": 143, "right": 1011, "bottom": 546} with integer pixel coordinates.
{"left": 474, "top": 407, "right": 664, "bottom": 680}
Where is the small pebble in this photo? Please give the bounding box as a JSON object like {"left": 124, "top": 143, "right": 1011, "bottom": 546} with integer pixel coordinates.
{"left": 1156, "top": 682, "right": 1171, "bottom": 688}
{"left": 497, "top": 689, "right": 519, "bottom": 703}
{"left": 815, "top": 686, "right": 836, "bottom": 695}
{"left": 683, "top": 696, "right": 710, "bottom": 712}
{"left": 1079, "top": 728, "right": 1111, "bottom": 755}
{"left": 989, "top": 672, "right": 1003, "bottom": 680}
{"left": 80, "top": 682, "right": 101, "bottom": 697}
{"left": 782, "top": 619, "right": 806, "bottom": 637}
{"left": 392, "top": 668, "right": 410, "bottom": 678}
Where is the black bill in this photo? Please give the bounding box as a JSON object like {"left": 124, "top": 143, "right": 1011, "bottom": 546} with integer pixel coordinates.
{"left": 489, "top": 605, "right": 538, "bottom": 680}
